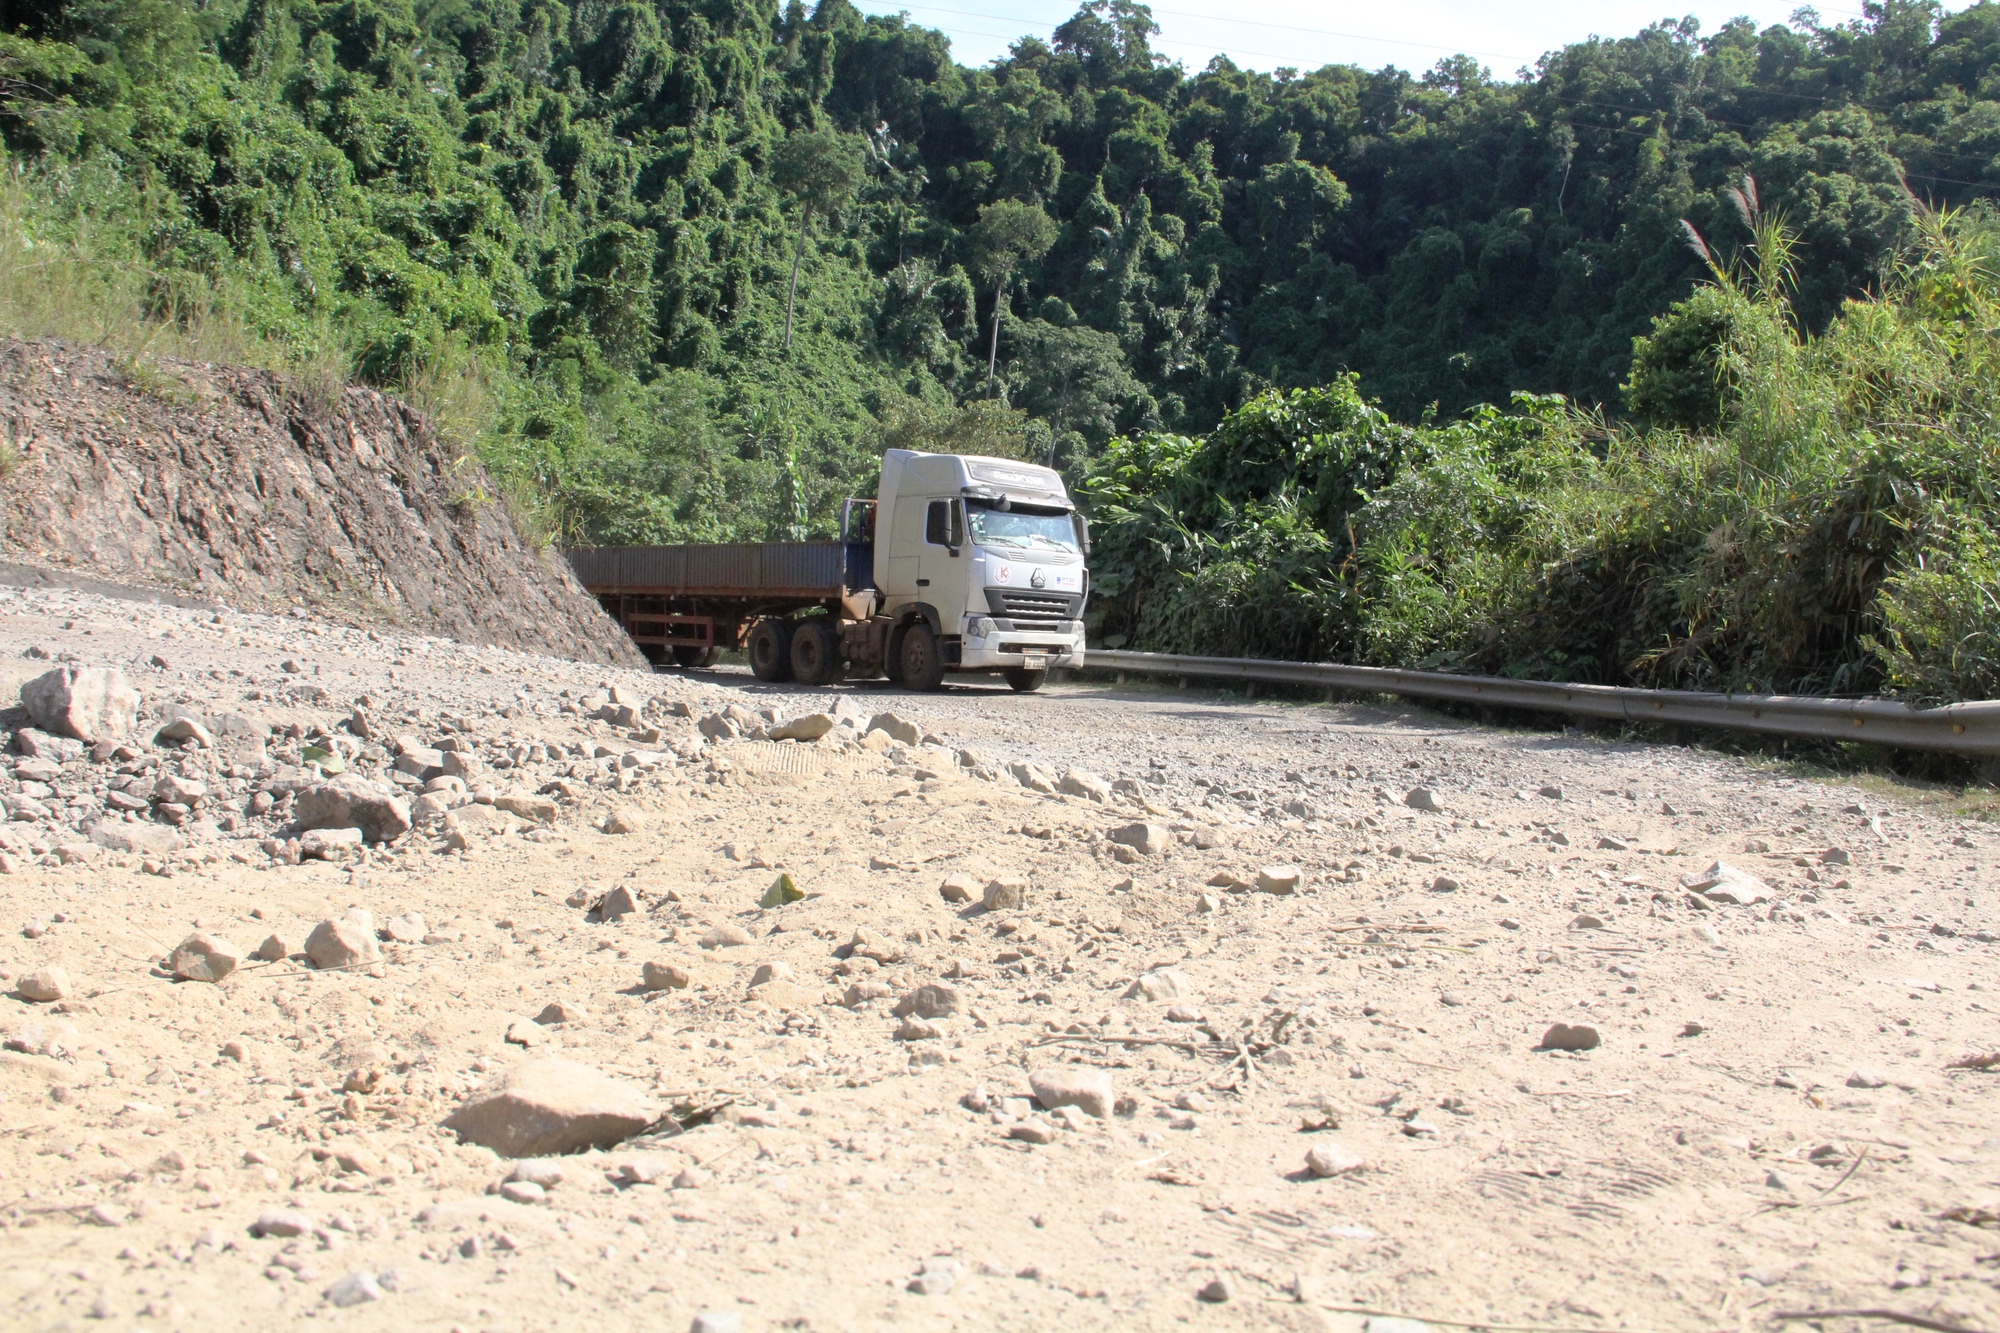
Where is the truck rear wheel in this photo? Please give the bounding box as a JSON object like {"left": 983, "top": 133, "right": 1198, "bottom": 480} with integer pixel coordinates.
{"left": 897, "top": 621, "right": 946, "bottom": 692}
{"left": 671, "top": 644, "right": 721, "bottom": 669}
{"left": 1003, "top": 667, "right": 1047, "bottom": 693}
{"left": 789, "top": 619, "right": 841, "bottom": 686}
{"left": 747, "top": 618, "right": 796, "bottom": 682}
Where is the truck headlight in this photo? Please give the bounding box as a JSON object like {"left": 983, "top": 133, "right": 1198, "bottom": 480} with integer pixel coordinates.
{"left": 967, "top": 616, "right": 994, "bottom": 638}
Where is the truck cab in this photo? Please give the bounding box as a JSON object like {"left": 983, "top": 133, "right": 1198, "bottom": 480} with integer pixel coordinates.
{"left": 868, "top": 449, "right": 1089, "bottom": 691}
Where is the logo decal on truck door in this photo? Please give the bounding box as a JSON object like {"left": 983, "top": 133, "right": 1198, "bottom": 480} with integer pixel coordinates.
{"left": 994, "top": 565, "right": 1012, "bottom": 584}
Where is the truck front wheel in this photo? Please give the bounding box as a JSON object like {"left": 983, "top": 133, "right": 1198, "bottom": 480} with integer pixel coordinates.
{"left": 789, "top": 619, "right": 842, "bottom": 687}
{"left": 1003, "top": 667, "right": 1047, "bottom": 693}
{"left": 897, "top": 622, "right": 946, "bottom": 692}
{"left": 747, "top": 619, "right": 796, "bottom": 682}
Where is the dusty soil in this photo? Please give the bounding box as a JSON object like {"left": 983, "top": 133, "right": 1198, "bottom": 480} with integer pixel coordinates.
{"left": 1, "top": 583, "right": 1996, "bottom": 1333}
{"left": 0, "top": 339, "right": 639, "bottom": 666}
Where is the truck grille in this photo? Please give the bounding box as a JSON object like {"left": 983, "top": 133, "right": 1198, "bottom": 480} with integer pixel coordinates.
{"left": 987, "top": 591, "right": 1078, "bottom": 625}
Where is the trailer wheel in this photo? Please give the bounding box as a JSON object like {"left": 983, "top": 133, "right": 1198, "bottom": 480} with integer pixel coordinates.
{"left": 672, "top": 644, "right": 721, "bottom": 669}
{"left": 747, "top": 619, "right": 796, "bottom": 682}
{"left": 789, "top": 619, "right": 841, "bottom": 686}
{"left": 1003, "top": 667, "right": 1047, "bottom": 694}
{"left": 897, "top": 621, "right": 947, "bottom": 692}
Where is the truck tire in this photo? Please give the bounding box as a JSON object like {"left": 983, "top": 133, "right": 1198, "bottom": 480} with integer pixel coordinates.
{"left": 1003, "top": 667, "right": 1047, "bottom": 693}
{"left": 672, "top": 644, "right": 721, "bottom": 669}
{"left": 897, "top": 621, "right": 947, "bottom": 692}
{"left": 747, "top": 618, "right": 796, "bottom": 682}
{"left": 789, "top": 619, "right": 841, "bottom": 686}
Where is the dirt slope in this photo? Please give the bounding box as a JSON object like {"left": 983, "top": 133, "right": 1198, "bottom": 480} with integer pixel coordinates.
{"left": 0, "top": 339, "right": 640, "bottom": 666}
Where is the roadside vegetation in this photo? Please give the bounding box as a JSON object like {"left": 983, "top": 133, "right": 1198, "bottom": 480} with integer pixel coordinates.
{"left": 3, "top": 0, "right": 1998, "bottom": 701}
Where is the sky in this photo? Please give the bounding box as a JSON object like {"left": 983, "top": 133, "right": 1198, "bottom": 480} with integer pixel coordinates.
{"left": 847, "top": 0, "right": 1882, "bottom": 79}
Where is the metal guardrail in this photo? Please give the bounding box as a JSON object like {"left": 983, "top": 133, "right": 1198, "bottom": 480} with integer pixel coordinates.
{"left": 1084, "top": 648, "right": 2000, "bottom": 755}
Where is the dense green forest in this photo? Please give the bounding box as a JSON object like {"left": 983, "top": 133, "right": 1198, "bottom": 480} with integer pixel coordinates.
{"left": 3, "top": 0, "right": 1999, "bottom": 701}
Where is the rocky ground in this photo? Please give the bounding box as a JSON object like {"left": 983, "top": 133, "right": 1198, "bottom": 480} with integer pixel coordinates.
{"left": 0, "top": 581, "right": 1996, "bottom": 1333}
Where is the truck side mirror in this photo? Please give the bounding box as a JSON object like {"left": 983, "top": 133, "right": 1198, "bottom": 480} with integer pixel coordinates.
{"left": 1073, "top": 512, "right": 1091, "bottom": 557}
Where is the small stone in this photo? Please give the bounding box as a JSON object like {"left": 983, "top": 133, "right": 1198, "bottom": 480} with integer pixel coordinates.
{"left": 892, "top": 983, "right": 960, "bottom": 1019}
{"left": 1680, "top": 1021, "right": 1704, "bottom": 1038}
{"left": 255, "top": 934, "right": 291, "bottom": 962}
{"left": 16, "top": 966, "right": 69, "bottom": 1002}
{"left": 169, "top": 931, "right": 241, "bottom": 983}
{"left": 494, "top": 792, "right": 557, "bottom": 823}
{"left": 1030, "top": 1066, "right": 1113, "bottom": 1119}
{"left": 596, "top": 886, "right": 639, "bottom": 921}
{"left": 770, "top": 713, "right": 836, "bottom": 742}
{"left": 1846, "top": 1068, "right": 1890, "bottom": 1089}
{"left": 1009, "top": 1121, "right": 1057, "bottom": 1144}
{"left": 843, "top": 980, "right": 894, "bottom": 1008}
{"left": 642, "top": 961, "right": 691, "bottom": 991}
{"left": 982, "top": 877, "right": 1027, "bottom": 911}
{"left": 700, "top": 923, "right": 752, "bottom": 949}
{"left": 1764, "top": 1170, "right": 1792, "bottom": 1191}
{"left": 689, "top": 1311, "right": 741, "bottom": 1333}
{"left": 86, "top": 1203, "right": 127, "bottom": 1227}
{"left": 673, "top": 1166, "right": 711, "bottom": 1189}
{"left": 499, "top": 1180, "right": 546, "bottom": 1204}
{"left": 867, "top": 712, "right": 922, "bottom": 745}
{"left": 1058, "top": 770, "right": 1112, "bottom": 802}
{"left": 1305, "top": 1142, "right": 1367, "bottom": 1177}
{"left": 1194, "top": 893, "right": 1219, "bottom": 914}
{"left": 1256, "top": 865, "right": 1303, "bottom": 894}
{"left": 601, "top": 808, "right": 643, "bottom": 835}
{"left": 895, "top": 1017, "right": 940, "bottom": 1041}
{"left": 253, "top": 1208, "right": 313, "bottom": 1238}
{"left": 1164, "top": 1004, "right": 1204, "bottom": 1023}
{"left": 1569, "top": 914, "right": 1606, "bottom": 930}
{"left": 535, "top": 1000, "right": 587, "bottom": 1025}
{"left": 293, "top": 775, "right": 412, "bottom": 843}
{"left": 938, "top": 872, "right": 977, "bottom": 903}
{"left": 305, "top": 909, "right": 382, "bottom": 971}
{"left": 1107, "top": 822, "right": 1168, "bottom": 856}
{"left": 748, "top": 961, "right": 796, "bottom": 988}
{"left": 1538, "top": 785, "right": 1564, "bottom": 800}
{"left": 908, "top": 1256, "right": 962, "bottom": 1295}
{"left": 380, "top": 912, "right": 427, "bottom": 943}
{"left": 1197, "top": 1276, "right": 1236, "bottom": 1303}
{"left": 1439, "top": 991, "right": 1465, "bottom": 1006}
{"left": 1537, "top": 1023, "right": 1600, "bottom": 1052}
{"left": 1124, "top": 969, "right": 1189, "bottom": 1002}
{"left": 961, "top": 1085, "right": 990, "bottom": 1113}
{"left": 1679, "top": 860, "right": 1771, "bottom": 903}
{"left": 221, "top": 1040, "right": 247, "bottom": 1061}
{"left": 1403, "top": 787, "right": 1443, "bottom": 812}
{"left": 444, "top": 1058, "right": 659, "bottom": 1158}
{"left": 324, "top": 1271, "right": 383, "bottom": 1308}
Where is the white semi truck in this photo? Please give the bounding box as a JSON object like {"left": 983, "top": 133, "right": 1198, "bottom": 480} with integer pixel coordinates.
{"left": 565, "top": 449, "right": 1090, "bottom": 692}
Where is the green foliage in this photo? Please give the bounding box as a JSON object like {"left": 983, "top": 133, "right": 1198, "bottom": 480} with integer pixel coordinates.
{"left": 5, "top": 0, "right": 2000, "bottom": 707}
{"left": 1085, "top": 205, "right": 2000, "bottom": 704}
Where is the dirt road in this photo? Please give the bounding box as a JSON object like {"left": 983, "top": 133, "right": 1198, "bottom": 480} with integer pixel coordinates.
{"left": 1, "top": 585, "right": 1995, "bottom": 1333}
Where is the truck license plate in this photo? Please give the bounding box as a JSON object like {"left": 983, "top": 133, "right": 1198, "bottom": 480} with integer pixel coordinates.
{"left": 1019, "top": 652, "right": 1047, "bottom": 669}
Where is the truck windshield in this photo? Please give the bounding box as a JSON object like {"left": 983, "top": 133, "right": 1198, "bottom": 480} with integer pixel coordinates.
{"left": 965, "top": 502, "right": 1080, "bottom": 554}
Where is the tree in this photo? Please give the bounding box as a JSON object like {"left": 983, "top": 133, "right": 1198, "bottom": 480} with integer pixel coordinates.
{"left": 770, "top": 127, "right": 865, "bottom": 353}
{"left": 969, "top": 199, "right": 1058, "bottom": 393}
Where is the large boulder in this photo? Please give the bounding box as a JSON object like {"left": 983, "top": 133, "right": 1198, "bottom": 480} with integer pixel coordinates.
{"left": 294, "top": 775, "right": 412, "bottom": 843}
{"left": 21, "top": 667, "right": 139, "bottom": 744}
{"left": 169, "top": 932, "right": 241, "bottom": 983}
{"left": 443, "top": 1058, "right": 660, "bottom": 1158}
